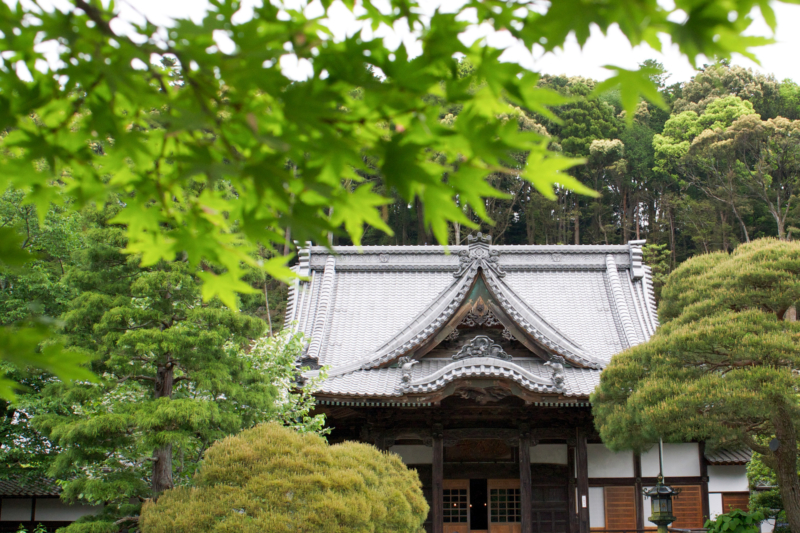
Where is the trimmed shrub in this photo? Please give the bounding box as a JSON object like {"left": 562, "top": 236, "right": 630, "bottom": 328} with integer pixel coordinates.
{"left": 140, "top": 422, "right": 428, "bottom": 533}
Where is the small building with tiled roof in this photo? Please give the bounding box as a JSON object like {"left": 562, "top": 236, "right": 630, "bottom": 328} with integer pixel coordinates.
{"left": 0, "top": 477, "right": 100, "bottom": 532}
{"left": 288, "top": 235, "right": 753, "bottom": 533}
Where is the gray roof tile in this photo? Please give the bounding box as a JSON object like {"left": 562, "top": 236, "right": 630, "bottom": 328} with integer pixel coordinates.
{"left": 705, "top": 449, "right": 752, "bottom": 465}
{"left": 0, "top": 477, "right": 60, "bottom": 497}
{"left": 294, "top": 241, "right": 655, "bottom": 399}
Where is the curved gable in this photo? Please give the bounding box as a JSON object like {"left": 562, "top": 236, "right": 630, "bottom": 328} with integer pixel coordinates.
{"left": 291, "top": 237, "right": 658, "bottom": 400}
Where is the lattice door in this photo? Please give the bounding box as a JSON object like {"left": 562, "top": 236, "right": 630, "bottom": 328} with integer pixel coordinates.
{"left": 443, "top": 479, "right": 470, "bottom": 533}
{"left": 488, "top": 479, "right": 522, "bottom": 533}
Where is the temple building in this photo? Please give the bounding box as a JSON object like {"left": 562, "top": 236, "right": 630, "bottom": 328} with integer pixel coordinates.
{"left": 288, "top": 235, "right": 752, "bottom": 533}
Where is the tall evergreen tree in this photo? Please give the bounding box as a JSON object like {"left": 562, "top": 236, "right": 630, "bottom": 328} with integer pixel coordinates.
{"left": 27, "top": 212, "right": 315, "bottom": 532}
{"left": 592, "top": 239, "right": 800, "bottom": 531}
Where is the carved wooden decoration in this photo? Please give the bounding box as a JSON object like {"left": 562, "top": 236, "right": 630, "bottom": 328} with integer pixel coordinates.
{"left": 452, "top": 335, "right": 511, "bottom": 361}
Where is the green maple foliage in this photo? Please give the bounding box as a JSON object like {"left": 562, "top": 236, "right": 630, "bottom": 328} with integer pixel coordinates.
{"left": 0, "top": 0, "right": 792, "bottom": 394}
{"left": 592, "top": 238, "right": 800, "bottom": 530}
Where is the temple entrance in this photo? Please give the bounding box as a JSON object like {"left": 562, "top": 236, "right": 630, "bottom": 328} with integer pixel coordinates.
{"left": 487, "top": 479, "right": 522, "bottom": 533}
{"left": 442, "top": 479, "right": 522, "bottom": 533}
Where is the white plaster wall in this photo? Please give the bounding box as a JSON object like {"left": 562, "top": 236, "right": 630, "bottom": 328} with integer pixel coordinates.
{"left": 35, "top": 499, "right": 102, "bottom": 521}
{"left": 709, "top": 492, "right": 724, "bottom": 519}
{"left": 708, "top": 465, "right": 748, "bottom": 492}
{"left": 588, "top": 487, "right": 605, "bottom": 528}
{"left": 0, "top": 498, "right": 32, "bottom": 521}
{"left": 642, "top": 490, "right": 657, "bottom": 528}
{"left": 389, "top": 445, "right": 433, "bottom": 464}
{"left": 587, "top": 444, "right": 634, "bottom": 478}
{"left": 530, "top": 444, "right": 568, "bottom": 465}
{"left": 641, "top": 443, "right": 700, "bottom": 477}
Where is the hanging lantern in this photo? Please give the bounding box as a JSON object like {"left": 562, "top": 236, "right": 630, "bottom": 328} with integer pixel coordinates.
{"left": 643, "top": 475, "right": 680, "bottom": 533}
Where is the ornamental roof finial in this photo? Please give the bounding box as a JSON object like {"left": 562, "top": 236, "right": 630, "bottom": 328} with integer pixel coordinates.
{"left": 453, "top": 233, "right": 505, "bottom": 278}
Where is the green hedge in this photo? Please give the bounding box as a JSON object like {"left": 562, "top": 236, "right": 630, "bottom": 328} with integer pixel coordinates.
{"left": 140, "top": 422, "right": 428, "bottom": 533}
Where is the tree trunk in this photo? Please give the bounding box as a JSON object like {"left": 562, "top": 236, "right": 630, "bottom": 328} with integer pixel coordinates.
{"left": 152, "top": 364, "right": 174, "bottom": 496}
{"left": 647, "top": 201, "right": 656, "bottom": 240}
{"left": 283, "top": 226, "right": 292, "bottom": 256}
{"left": 773, "top": 405, "right": 800, "bottom": 532}
{"left": 454, "top": 222, "right": 460, "bottom": 245}
{"left": 622, "top": 191, "right": 629, "bottom": 243}
{"left": 416, "top": 198, "right": 428, "bottom": 245}
{"left": 731, "top": 203, "right": 750, "bottom": 243}
{"left": 720, "top": 211, "right": 729, "bottom": 252}
{"left": 668, "top": 206, "right": 676, "bottom": 268}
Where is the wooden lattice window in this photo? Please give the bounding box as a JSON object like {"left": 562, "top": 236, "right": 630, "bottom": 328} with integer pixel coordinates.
{"left": 672, "top": 485, "right": 704, "bottom": 528}
{"left": 490, "top": 488, "right": 522, "bottom": 523}
{"left": 604, "top": 486, "right": 637, "bottom": 530}
{"left": 443, "top": 488, "right": 468, "bottom": 523}
{"left": 722, "top": 492, "right": 750, "bottom": 513}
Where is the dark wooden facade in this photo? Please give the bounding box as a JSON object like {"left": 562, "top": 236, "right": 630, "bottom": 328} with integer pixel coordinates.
{"left": 319, "top": 396, "right": 597, "bottom": 533}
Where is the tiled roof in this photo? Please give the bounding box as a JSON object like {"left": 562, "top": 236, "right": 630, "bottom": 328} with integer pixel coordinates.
{"left": 318, "top": 360, "right": 601, "bottom": 398}
{"left": 705, "top": 449, "right": 752, "bottom": 465}
{"left": 293, "top": 238, "right": 657, "bottom": 400}
{"left": 0, "top": 477, "right": 61, "bottom": 497}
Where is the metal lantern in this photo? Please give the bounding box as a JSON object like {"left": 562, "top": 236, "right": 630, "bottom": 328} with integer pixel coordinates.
{"left": 643, "top": 475, "right": 679, "bottom": 531}
{"left": 643, "top": 440, "right": 680, "bottom": 533}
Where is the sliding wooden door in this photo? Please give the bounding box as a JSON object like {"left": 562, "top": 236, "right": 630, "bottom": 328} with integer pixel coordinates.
{"left": 488, "top": 479, "right": 522, "bottom": 533}
{"left": 443, "top": 479, "right": 470, "bottom": 533}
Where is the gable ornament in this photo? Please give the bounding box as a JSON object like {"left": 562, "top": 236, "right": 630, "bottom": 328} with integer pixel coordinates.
{"left": 453, "top": 233, "right": 506, "bottom": 278}
{"left": 398, "top": 356, "right": 419, "bottom": 384}
{"left": 544, "top": 355, "right": 566, "bottom": 390}
{"left": 452, "top": 335, "right": 511, "bottom": 361}
{"left": 461, "top": 296, "right": 502, "bottom": 327}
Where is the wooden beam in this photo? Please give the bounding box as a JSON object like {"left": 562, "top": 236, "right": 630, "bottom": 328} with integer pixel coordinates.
{"left": 432, "top": 425, "right": 444, "bottom": 533}
{"left": 439, "top": 427, "right": 576, "bottom": 446}
{"left": 587, "top": 476, "right": 705, "bottom": 485}
{"left": 699, "top": 442, "right": 710, "bottom": 523}
{"left": 519, "top": 426, "right": 533, "bottom": 533}
{"left": 576, "top": 428, "right": 590, "bottom": 533}
{"left": 444, "top": 427, "right": 518, "bottom": 444}
{"left": 567, "top": 443, "right": 578, "bottom": 533}
{"left": 634, "top": 452, "right": 644, "bottom": 531}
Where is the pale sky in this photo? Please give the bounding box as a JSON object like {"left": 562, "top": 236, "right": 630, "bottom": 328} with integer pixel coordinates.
{"left": 26, "top": 0, "right": 800, "bottom": 84}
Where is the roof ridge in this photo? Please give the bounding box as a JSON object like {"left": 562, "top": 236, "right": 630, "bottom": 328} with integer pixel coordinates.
{"left": 324, "top": 267, "right": 479, "bottom": 377}
{"left": 482, "top": 269, "right": 604, "bottom": 369}
{"left": 306, "top": 244, "right": 639, "bottom": 253}
{"left": 605, "top": 254, "right": 641, "bottom": 348}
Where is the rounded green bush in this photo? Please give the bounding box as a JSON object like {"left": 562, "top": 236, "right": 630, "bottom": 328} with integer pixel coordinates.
{"left": 140, "top": 423, "right": 429, "bottom": 533}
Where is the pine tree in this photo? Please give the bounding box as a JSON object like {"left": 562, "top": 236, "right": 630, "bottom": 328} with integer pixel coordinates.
{"left": 28, "top": 213, "right": 302, "bottom": 532}
{"left": 592, "top": 238, "right": 800, "bottom": 531}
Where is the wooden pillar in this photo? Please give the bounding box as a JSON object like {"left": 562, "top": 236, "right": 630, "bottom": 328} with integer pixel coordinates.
{"left": 567, "top": 442, "right": 578, "bottom": 533}
{"left": 432, "top": 425, "right": 443, "bottom": 533}
{"left": 576, "top": 428, "right": 590, "bottom": 533}
{"left": 699, "top": 442, "right": 710, "bottom": 523}
{"left": 519, "top": 426, "right": 533, "bottom": 533}
{"left": 634, "top": 451, "right": 645, "bottom": 531}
